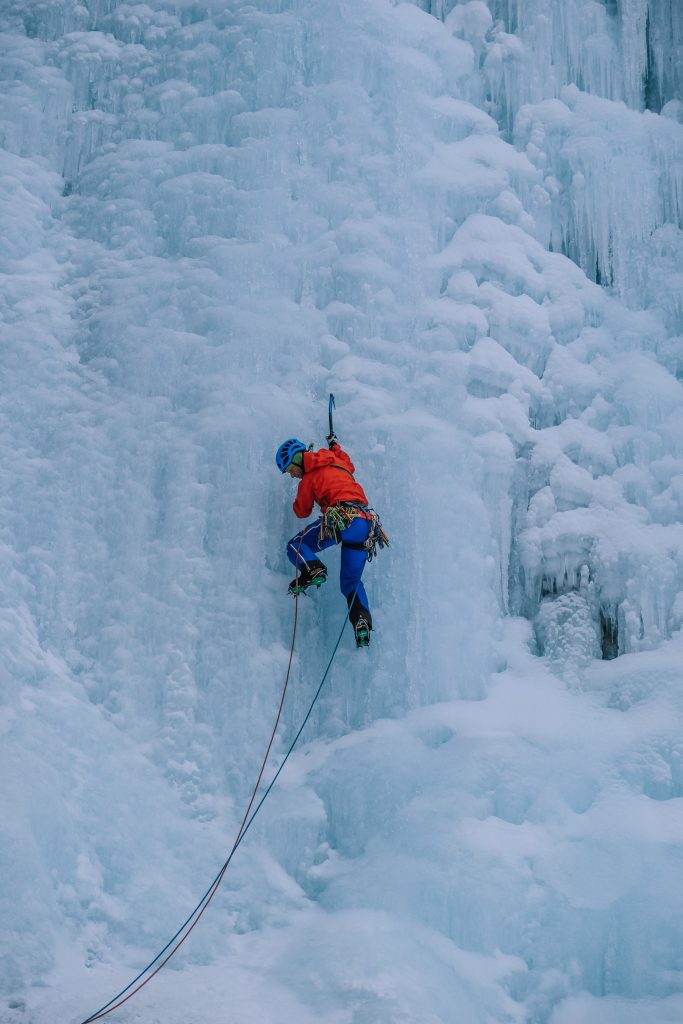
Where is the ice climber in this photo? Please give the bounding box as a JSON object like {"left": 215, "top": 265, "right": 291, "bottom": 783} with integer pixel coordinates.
{"left": 276, "top": 433, "right": 377, "bottom": 648}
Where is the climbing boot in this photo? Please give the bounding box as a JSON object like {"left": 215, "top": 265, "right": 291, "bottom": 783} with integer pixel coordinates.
{"left": 353, "top": 615, "right": 371, "bottom": 648}
{"left": 348, "top": 595, "right": 372, "bottom": 648}
{"left": 288, "top": 559, "right": 328, "bottom": 596}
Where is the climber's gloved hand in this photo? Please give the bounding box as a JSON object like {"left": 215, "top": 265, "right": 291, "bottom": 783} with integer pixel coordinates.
{"left": 326, "top": 432, "right": 338, "bottom": 449}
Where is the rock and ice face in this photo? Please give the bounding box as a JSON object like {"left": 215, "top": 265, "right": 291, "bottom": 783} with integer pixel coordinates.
{"left": 1, "top": 1, "right": 682, "bottom": 1022}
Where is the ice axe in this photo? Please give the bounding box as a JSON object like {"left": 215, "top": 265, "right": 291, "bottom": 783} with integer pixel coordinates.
{"left": 327, "top": 393, "right": 337, "bottom": 448}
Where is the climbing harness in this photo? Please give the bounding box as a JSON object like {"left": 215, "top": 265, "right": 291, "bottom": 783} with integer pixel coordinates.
{"left": 320, "top": 500, "right": 368, "bottom": 538}
{"left": 77, "top": 556, "right": 363, "bottom": 1024}
{"left": 320, "top": 501, "right": 390, "bottom": 562}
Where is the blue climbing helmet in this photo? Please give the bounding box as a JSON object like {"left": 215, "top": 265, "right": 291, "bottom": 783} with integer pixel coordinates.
{"left": 276, "top": 437, "right": 306, "bottom": 473}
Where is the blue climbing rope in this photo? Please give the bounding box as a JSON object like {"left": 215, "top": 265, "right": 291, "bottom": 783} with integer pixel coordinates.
{"left": 78, "top": 577, "right": 363, "bottom": 1024}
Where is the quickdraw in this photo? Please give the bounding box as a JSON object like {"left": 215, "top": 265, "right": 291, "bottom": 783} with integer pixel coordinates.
{"left": 320, "top": 502, "right": 390, "bottom": 562}
{"left": 362, "top": 512, "right": 390, "bottom": 562}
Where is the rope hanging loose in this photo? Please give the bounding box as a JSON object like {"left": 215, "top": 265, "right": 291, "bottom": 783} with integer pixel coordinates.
{"left": 77, "top": 552, "right": 363, "bottom": 1024}
{"left": 78, "top": 541, "right": 305, "bottom": 1023}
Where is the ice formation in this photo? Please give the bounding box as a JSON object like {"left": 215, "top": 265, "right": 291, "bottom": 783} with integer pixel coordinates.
{"left": 1, "top": 0, "right": 682, "bottom": 1022}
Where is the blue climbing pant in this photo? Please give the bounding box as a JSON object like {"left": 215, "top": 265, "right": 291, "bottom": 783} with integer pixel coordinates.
{"left": 287, "top": 516, "right": 371, "bottom": 612}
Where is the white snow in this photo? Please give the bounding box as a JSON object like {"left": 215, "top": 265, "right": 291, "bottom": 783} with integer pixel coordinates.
{"left": 1, "top": 0, "right": 682, "bottom": 1022}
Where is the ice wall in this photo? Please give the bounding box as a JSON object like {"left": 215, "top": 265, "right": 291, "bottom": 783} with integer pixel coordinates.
{"left": 424, "top": 0, "right": 683, "bottom": 310}
{"left": 1, "top": 0, "right": 683, "bottom": 1022}
{"left": 414, "top": 0, "right": 683, "bottom": 656}
{"left": 424, "top": 0, "right": 683, "bottom": 113}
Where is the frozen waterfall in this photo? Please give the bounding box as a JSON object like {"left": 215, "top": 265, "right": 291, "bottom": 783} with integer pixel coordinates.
{"left": 1, "top": 1, "right": 682, "bottom": 1022}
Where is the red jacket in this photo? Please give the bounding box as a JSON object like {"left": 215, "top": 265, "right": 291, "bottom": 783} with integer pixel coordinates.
{"left": 293, "top": 444, "right": 369, "bottom": 518}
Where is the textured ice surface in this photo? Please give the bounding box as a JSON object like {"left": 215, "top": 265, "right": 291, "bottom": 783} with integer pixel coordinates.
{"left": 1, "top": 1, "right": 682, "bottom": 1022}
